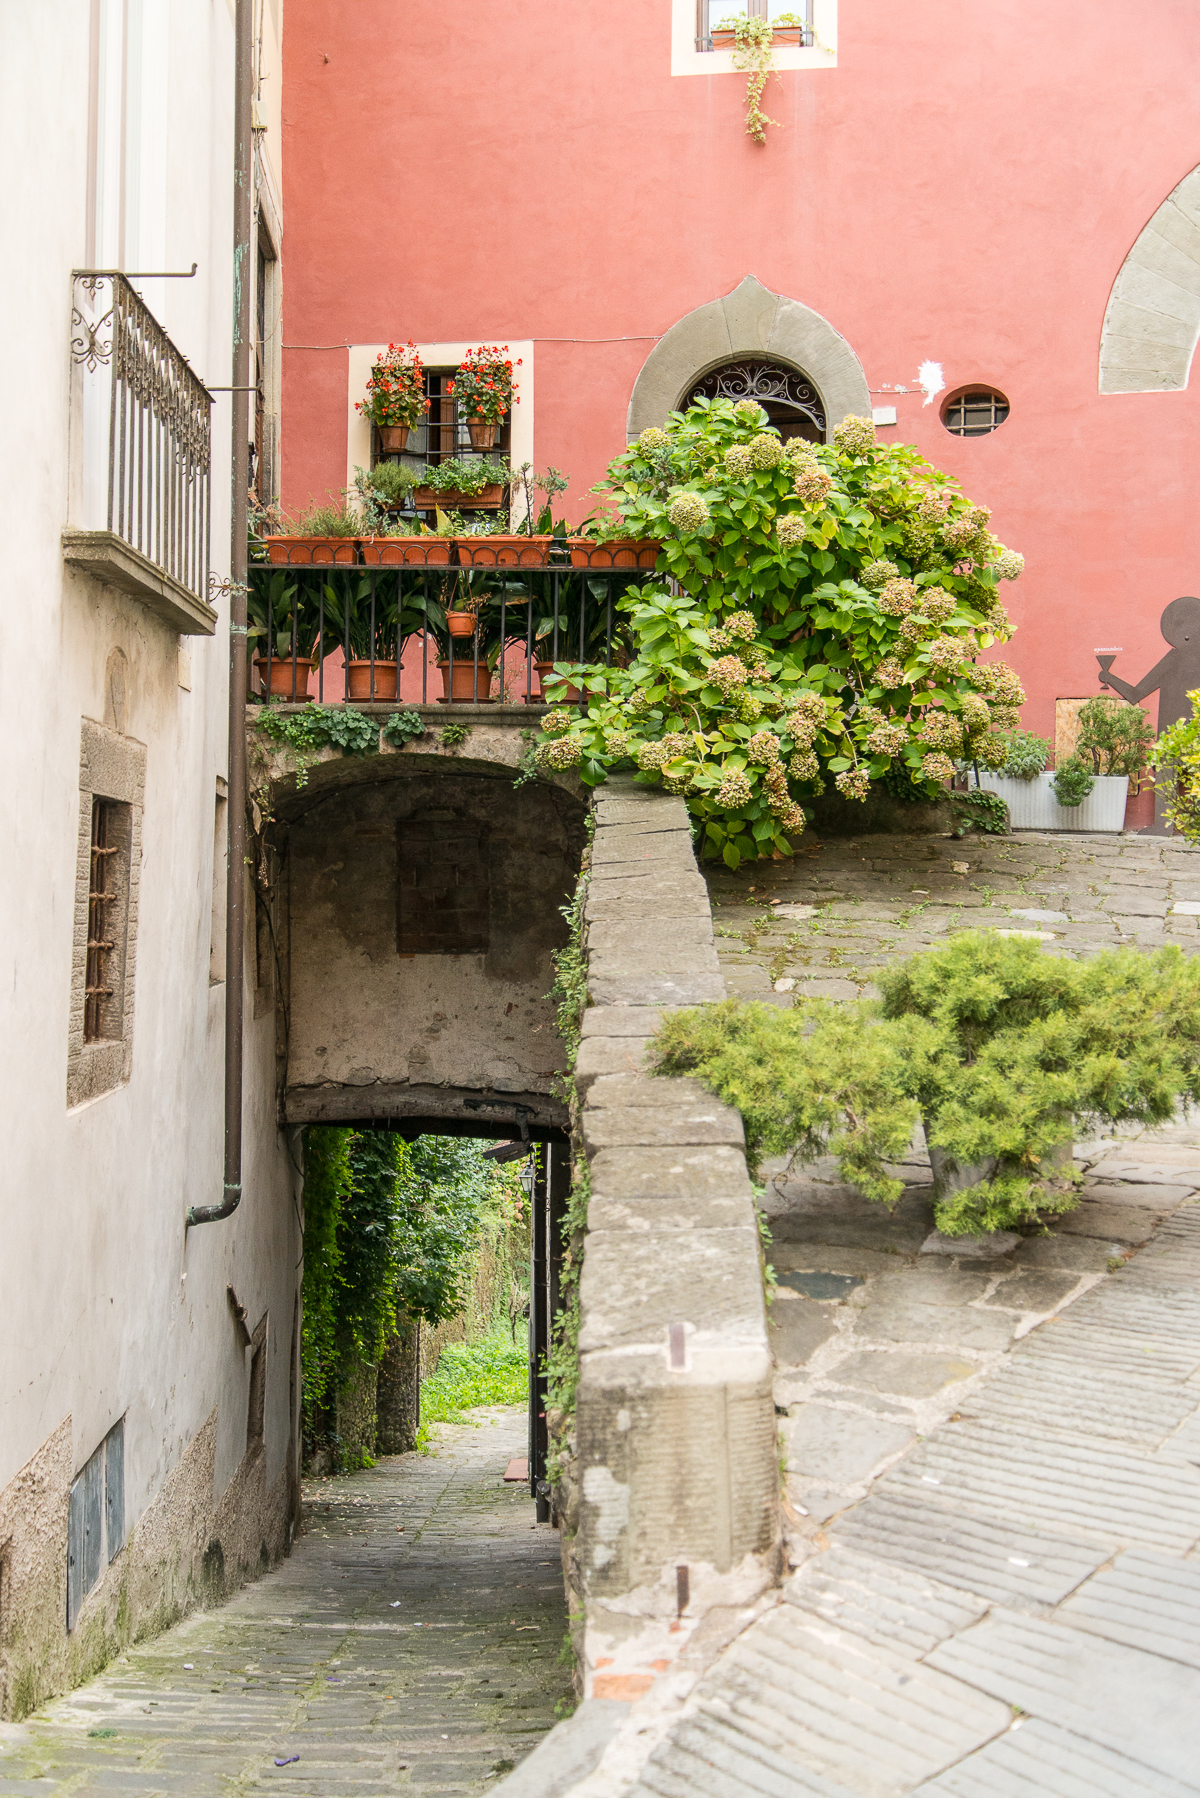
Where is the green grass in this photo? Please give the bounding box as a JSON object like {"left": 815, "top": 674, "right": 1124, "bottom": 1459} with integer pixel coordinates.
{"left": 420, "top": 1333, "right": 528, "bottom": 1431}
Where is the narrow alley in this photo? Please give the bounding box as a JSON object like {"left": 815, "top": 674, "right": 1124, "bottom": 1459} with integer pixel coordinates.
{"left": 0, "top": 1414, "right": 570, "bottom": 1796}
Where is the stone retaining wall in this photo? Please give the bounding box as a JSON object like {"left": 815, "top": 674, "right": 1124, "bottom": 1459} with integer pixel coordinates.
{"left": 568, "top": 778, "right": 781, "bottom": 1703}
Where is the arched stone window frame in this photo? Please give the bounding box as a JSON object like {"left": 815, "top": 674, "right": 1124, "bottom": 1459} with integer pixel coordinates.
{"left": 627, "top": 274, "right": 871, "bottom": 442}
{"left": 1099, "top": 164, "right": 1200, "bottom": 395}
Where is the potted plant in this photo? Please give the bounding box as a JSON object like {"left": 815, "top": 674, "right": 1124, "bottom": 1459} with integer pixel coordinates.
{"left": 247, "top": 571, "right": 314, "bottom": 699}
{"left": 447, "top": 345, "right": 520, "bottom": 450}
{"left": 412, "top": 457, "right": 510, "bottom": 513}
{"left": 311, "top": 572, "right": 433, "bottom": 703}
{"left": 433, "top": 577, "right": 496, "bottom": 702}
{"left": 711, "top": 10, "right": 808, "bottom": 49}
{"left": 264, "top": 501, "right": 363, "bottom": 566}
{"left": 357, "top": 341, "right": 429, "bottom": 453}
{"left": 970, "top": 710, "right": 1141, "bottom": 831}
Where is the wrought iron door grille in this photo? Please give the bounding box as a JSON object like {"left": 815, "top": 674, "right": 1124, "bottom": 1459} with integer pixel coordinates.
{"left": 71, "top": 272, "right": 213, "bottom": 599}
{"left": 688, "top": 358, "right": 826, "bottom": 440}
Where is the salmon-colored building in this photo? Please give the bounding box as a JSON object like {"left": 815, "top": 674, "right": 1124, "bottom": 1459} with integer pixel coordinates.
{"left": 280, "top": 0, "right": 1200, "bottom": 780}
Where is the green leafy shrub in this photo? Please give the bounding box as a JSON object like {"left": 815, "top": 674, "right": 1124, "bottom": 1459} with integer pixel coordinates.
{"left": 420, "top": 1334, "right": 528, "bottom": 1425}
{"left": 1150, "top": 685, "right": 1200, "bottom": 839}
{"left": 1052, "top": 755, "right": 1096, "bottom": 808}
{"left": 383, "top": 709, "right": 426, "bottom": 747}
{"left": 296, "top": 500, "right": 363, "bottom": 537}
{"left": 653, "top": 933, "right": 1200, "bottom": 1235}
{"left": 952, "top": 789, "right": 1009, "bottom": 836}
{"left": 1075, "top": 695, "right": 1155, "bottom": 784}
{"left": 537, "top": 398, "right": 1026, "bottom": 866}
{"left": 994, "top": 729, "right": 1049, "bottom": 780}
{"left": 256, "top": 702, "right": 379, "bottom": 786}
{"left": 418, "top": 457, "right": 511, "bottom": 497}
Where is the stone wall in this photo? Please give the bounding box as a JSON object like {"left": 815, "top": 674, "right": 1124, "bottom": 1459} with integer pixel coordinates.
{"left": 263, "top": 728, "right": 587, "bottom": 1134}
{"left": 0, "top": 1409, "right": 291, "bottom": 1721}
{"left": 566, "top": 778, "right": 782, "bottom": 1704}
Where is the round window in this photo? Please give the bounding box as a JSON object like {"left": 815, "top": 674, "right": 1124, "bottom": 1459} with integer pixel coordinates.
{"left": 941, "top": 388, "right": 1010, "bottom": 437}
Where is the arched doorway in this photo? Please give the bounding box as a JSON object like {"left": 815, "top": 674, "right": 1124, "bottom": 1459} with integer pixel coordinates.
{"left": 687, "top": 356, "right": 826, "bottom": 443}
{"left": 626, "top": 274, "right": 871, "bottom": 442}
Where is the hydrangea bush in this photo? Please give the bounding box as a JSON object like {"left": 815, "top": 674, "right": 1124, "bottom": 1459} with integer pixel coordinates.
{"left": 538, "top": 398, "right": 1026, "bottom": 867}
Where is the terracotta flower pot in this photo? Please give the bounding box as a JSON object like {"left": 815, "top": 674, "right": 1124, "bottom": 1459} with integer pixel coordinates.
{"left": 457, "top": 535, "right": 562, "bottom": 567}
{"left": 253, "top": 656, "right": 311, "bottom": 699}
{"left": 711, "top": 24, "right": 804, "bottom": 47}
{"left": 568, "top": 539, "right": 661, "bottom": 569}
{"left": 265, "top": 535, "right": 358, "bottom": 565}
{"left": 378, "top": 425, "right": 410, "bottom": 453}
{"left": 412, "top": 484, "right": 505, "bottom": 511}
{"left": 536, "top": 660, "right": 582, "bottom": 704}
{"left": 446, "top": 612, "right": 477, "bottom": 639}
{"left": 346, "top": 659, "right": 399, "bottom": 702}
{"left": 438, "top": 658, "right": 492, "bottom": 703}
{"left": 360, "top": 538, "right": 452, "bottom": 566}
{"left": 467, "top": 421, "right": 500, "bottom": 449}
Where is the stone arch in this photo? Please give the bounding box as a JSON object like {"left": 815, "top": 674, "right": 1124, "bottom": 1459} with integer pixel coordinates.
{"left": 1099, "top": 164, "right": 1200, "bottom": 394}
{"left": 627, "top": 274, "right": 871, "bottom": 441}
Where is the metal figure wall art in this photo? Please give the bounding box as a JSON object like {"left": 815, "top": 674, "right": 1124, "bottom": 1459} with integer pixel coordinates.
{"left": 1097, "top": 595, "right": 1200, "bottom": 833}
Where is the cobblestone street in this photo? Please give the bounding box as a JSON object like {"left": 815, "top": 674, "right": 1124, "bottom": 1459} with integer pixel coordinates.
{"left": 706, "top": 826, "right": 1200, "bottom": 1002}
{"left": 0, "top": 1413, "right": 570, "bottom": 1798}
{"left": 607, "top": 827, "right": 1200, "bottom": 1795}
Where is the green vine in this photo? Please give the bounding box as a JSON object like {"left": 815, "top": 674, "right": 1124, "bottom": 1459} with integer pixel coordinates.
{"left": 256, "top": 702, "right": 379, "bottom": 788}
{"left": 513, "top": 727, "right": 542, "bottom": 790}
{"left": 951, "top": 789, "right": 1009, "bottom": 837}
{"left": 383, "top": 708, "right": 427, "bottom": 749}
{"left": 731, "top": 15, "right": 780, "bottom": 144}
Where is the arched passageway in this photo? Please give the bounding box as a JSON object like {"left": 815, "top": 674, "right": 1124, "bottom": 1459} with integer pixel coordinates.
{"left": 267, "top": 754, "right": 586, "bottom": 1140}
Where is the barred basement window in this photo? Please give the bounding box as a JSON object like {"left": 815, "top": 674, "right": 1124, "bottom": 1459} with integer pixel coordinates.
{"left": 941, "top": 387, "right": 1010, "bottom": 437}
{"left": 85, "top": 800, "right": 121, "bottom": 1041}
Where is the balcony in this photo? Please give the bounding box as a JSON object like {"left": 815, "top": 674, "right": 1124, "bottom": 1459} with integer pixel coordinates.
{"left": 64, "top": 273, "right": 217, "bottom": 636}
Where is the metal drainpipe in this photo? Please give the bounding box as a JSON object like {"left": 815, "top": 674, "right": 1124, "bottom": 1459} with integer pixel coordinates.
{"left": 188, "top": 0, "right": 253, "bottom": 1228}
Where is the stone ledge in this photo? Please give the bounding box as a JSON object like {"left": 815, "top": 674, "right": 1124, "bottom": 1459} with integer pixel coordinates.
{"left": 571, "top": 778, "right": 781, "bottom": 1714}
{"left": 63, "top": 528, "right": 218, "bottom": 636}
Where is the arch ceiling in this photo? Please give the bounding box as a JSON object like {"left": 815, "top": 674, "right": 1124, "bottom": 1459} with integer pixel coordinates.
{"left": 1100, "top": 165, "right": 1200, "bottom": 394}
{"left": 627, "top": 275, "right": 871, "bottom": 440}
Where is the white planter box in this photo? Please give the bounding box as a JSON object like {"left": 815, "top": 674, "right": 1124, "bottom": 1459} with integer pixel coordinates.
{"left": 973, "top": 772, "right": 1129, "bottom": 832}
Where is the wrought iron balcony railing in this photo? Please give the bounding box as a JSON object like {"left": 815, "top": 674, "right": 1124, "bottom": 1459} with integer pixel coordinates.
{"left": 65, "top": 272, "right": 216, "bottom": 635}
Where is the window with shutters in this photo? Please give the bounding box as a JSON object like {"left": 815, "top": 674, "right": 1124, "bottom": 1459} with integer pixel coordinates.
{"left": 66, "top": 1419, "right": 125, "bottom": 1630}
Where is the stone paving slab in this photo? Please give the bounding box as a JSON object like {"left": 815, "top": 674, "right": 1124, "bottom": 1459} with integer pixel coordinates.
{"left": 0, "top": 1413, "right": 570, "bottom": 1797}
{"left": 540, "top": 829, "right": 1200, "bottom": 1794}
{"left": 926, "top": 1610, "right": 1200, "bottom": 1787}
{"left": 915, "top": 1716, "right": 1200, "bottom": 1797}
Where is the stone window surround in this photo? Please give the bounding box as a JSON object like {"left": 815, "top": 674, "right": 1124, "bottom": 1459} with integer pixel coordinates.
{"left": 671, "top": 0, "right": 838, "bottom": 76}
{"left": 626, "top": 273, "right": 871, "bottom": 441}
{"left": 67, "top": 719, "right": 146, "bottom": 1109}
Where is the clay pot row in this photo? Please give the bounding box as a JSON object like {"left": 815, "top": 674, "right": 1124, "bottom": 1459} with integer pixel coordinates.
{"left": 252, "top": 656, "right": 566, "bottom": 705}
{"left": 262, "top": 536, "right": 660, "bottom": 569}
{"left": 376, "top": 422, "right": 501, "bottom": 453}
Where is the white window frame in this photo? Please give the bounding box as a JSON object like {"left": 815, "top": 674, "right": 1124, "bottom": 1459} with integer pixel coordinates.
{"left": 672, "top": 0, "right": 837, "bottom": 77}
{"left": 346, "top": 340, "right": 535, "bottom": 522}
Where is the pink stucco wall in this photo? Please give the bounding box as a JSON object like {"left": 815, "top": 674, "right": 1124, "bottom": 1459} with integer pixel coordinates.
{"left": 281, "top": 1, "right": 1200, "bottom": 743}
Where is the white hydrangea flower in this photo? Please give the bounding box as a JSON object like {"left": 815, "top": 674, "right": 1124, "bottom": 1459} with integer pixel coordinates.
{"left": 748, "top": 433, "right": 784, "bottom": 469}
{"left": 667, "top": 492, "right": 710, "bottom": 533}
{"left": 832, "top": 415, "right": 876, "bottom": 457}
